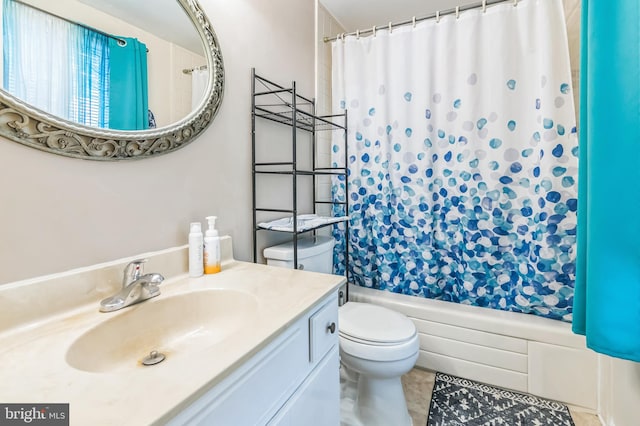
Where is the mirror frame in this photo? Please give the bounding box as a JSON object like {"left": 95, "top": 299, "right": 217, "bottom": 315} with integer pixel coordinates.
{"left": 0, "top": 0, "right": 224, "bottom": 161}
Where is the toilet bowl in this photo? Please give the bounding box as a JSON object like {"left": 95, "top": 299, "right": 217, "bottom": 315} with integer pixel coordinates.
{"left": 339, "top": 302, "right": 419, "bottom": 426}
{"left": 263, "top": 237, "right": 419, "bottom": 426}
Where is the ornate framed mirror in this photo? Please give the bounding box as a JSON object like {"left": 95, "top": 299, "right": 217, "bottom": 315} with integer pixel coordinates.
{"left": 0, "top": 0, "right": 224, "bottom": 160}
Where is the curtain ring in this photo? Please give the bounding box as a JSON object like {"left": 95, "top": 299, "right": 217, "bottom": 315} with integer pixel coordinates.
{"left": 455, "top": 6, "right": 460, "bottom": 19}
{"left": 388, "top": 21, "right": 392, "bottom": 33}
{"left": 482, "top": 0, "right": 487, "bottom": 13}
{"left": 436, "top": 10, "right": 440, "bottom": 23}
{"left": 513, "top": 0, "right": 518, "bottom": 6}
{"left": 356, "top": 29, "right": 360, "bottom": 39}
{"left": 372, "top": 25, "right": 376, "bottom": 37}
{"left": 412, "top": 16, "right": 416, "bottom": 28}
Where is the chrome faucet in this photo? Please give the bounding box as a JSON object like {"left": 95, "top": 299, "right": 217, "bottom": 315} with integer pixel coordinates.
{"left": 99, "top": 259, "right": 165, "bottom": 313}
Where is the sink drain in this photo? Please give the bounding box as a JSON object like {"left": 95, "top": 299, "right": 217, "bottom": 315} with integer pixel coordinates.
{"left": 142, "top": 350, "right": 166, "bottom": 366}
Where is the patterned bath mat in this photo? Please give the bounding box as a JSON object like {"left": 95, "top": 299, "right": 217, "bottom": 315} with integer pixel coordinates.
{"left": 427, "top": 372, "right": 575, "bottom": 426}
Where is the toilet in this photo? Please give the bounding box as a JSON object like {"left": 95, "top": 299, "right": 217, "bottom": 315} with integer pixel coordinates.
{"left": 263, "top": 235, "right": 336, "bottom": 272}
{"left": 264, "top": 236, "right": 420, "bottom": 426}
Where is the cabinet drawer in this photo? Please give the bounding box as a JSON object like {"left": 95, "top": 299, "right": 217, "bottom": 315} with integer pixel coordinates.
{"left": 309, "top": 294, "right": 338, "bottom": 363}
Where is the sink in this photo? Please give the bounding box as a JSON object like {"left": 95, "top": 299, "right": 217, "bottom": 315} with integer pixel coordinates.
{"left": 66, "top": 289, "right": 258, "bottom": 373}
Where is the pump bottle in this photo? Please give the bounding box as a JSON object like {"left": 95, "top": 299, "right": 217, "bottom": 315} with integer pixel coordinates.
{"left": 188, "top": 222, "right": 204, "bottom": 277}
{"left": 204, "top": 216, "right": 221, "bottom": 274}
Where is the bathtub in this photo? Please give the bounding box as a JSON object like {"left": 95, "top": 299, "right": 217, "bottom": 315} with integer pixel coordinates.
{"left": 348, "top": 285, "right": 599, "bottom": 411}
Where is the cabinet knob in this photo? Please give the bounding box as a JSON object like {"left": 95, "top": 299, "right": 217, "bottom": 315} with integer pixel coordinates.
{"left": 327, "top": 322, "right": 336, "bottom": 334}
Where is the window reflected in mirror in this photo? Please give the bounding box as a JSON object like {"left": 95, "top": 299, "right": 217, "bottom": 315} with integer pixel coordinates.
{"left": 1, "top": 0, "right": 208, "bottom": 131}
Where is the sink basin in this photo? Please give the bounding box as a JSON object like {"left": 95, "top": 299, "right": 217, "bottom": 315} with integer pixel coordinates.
{"left": 66, "top": 289, "right": 258, "bottom": 373}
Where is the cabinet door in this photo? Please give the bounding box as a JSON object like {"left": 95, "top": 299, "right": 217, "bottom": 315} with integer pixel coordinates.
{"left": 269, "top": 346, "right": 340, "bottom": 426}
{"left": 167, "top": 323, "right": 308, "bottom": 426}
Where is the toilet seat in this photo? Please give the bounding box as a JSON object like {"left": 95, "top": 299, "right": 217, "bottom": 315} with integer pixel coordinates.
{"left": 339, "top": 302, "right": 419, "bottom": 362}
{"left": 339, "top": 302, "right": 416, "bottom": 343}
{"left": 340, "top": 332, "right": 418, "bottom": 362}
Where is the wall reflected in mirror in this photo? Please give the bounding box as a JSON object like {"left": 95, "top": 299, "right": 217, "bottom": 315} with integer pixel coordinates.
{"left": 0, "top": 0, "right": 208, "bottom": 131}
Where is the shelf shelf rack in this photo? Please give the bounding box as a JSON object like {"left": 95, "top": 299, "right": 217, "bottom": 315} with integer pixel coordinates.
{"left": 251, "top": 69, "right": 349, "bottom": 288}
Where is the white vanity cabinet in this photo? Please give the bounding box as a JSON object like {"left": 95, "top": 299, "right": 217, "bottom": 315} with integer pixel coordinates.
{"left": 168, "top": 291, "right": 340, "bottom": 426}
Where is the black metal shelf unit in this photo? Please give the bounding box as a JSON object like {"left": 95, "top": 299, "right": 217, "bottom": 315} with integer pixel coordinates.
{"left": 251, "top": 69, "right": 349, "bottom": 286}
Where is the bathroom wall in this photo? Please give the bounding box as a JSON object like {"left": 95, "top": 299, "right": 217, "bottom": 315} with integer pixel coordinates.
{"left": 600, "top": 356, "right": 640, "bottom": 425}
{"left": 314, "top": 3, "right": 345, "bottom": 225}
{"left": 0, "top": 0, "right": 315, "bottom": 284}
{"left": 563, "top": 0, "right": 580, "bottom": 123}
{"left": 316, "top": 4, "right": 344, "bottom": 131}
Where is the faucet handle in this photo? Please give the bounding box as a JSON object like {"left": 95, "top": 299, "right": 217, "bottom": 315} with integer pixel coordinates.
{"left": 123, "top": 259, "right": 147, "bottom": 287}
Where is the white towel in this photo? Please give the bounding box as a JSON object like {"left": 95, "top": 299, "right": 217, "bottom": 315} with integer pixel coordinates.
{"left": 258, "top": 215, "right": 348, "bottom": 232}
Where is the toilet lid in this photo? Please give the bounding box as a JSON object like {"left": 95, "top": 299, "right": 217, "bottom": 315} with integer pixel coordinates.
{"left": 339, "top": 302, "right": 416, "bottom": 344}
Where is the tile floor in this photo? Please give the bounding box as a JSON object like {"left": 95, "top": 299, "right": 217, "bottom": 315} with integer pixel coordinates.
{"left": 401, "top": 367, "right": 602, "bottom": 426}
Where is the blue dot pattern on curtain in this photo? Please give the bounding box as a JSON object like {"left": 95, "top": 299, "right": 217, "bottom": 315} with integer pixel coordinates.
{"left": 332, "top": 81, "right": 577, "bottom": 321}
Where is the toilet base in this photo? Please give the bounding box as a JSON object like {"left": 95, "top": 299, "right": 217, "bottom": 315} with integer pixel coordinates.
{"left": 355, "top": 375, "right": 412, "bottom": 426}
{"left": 340, "top": 365, "right": 363, "bottom": 426}
{"left": 340, "top": 364, "right": 413, "bottom": 426}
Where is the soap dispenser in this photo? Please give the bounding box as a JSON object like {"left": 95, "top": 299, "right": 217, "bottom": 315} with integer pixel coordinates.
{"left": 188, "top": 222, "right": 204, "bottom": 277}
{"left": 204, "top": 216, "right": 221, "bottom": 274}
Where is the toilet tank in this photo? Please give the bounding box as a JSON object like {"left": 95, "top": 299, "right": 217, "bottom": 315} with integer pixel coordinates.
{"left": 263, "top": 236, "right": 335, "bottom": 274}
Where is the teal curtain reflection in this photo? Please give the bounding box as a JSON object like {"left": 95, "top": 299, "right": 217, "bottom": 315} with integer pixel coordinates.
{"left": 572, "top": 0, "right": 640, "bottom": 361}
{"left": 108, "top": 37, "right": 149, "bottom": 130}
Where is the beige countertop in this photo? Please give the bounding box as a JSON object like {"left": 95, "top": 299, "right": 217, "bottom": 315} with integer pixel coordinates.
{"left": 0, "top": 241, "right": 344, "bottom": 425}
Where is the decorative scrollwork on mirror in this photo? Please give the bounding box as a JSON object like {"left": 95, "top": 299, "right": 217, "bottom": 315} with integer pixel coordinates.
{"left": 0, "top": 0, "right": 224, "bottom": 161}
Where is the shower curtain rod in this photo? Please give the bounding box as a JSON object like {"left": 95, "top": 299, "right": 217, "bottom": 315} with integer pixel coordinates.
{"left": 12, "top": 0, "right": 149, "bottom": 52}
{"left": 323, "top": 0, "right": 518, "bottom": 42}
{"left": 182, "top": 65, "right": 208, "bottom": 74}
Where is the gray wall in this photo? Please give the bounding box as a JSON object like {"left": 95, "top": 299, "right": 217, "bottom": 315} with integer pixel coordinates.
{"left": 0, "top": 0, "right": 316, "bottom": 284}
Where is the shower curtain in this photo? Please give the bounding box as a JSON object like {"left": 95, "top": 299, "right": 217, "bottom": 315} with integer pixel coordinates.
{"left": 573, "top": 0, "right": 640, "bottom": 361}
{"left": 191, "top": 68, "right": 208, "bottom": 110}
{"left": 332, "top": 0, "right": 578, "bottom": 321}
